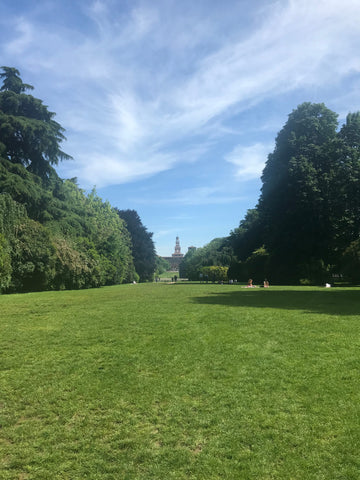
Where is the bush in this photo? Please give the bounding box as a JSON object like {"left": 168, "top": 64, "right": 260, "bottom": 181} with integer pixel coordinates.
{"left": 8, "top": 219, "right": 55, "bottom": 292}
{"left": 201, "top": 266, "right": 228, "bottom": 282}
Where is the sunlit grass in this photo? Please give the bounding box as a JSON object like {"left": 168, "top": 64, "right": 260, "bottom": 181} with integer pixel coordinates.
{"left": 1, "top": 284, "right": 360, "bottom": 479}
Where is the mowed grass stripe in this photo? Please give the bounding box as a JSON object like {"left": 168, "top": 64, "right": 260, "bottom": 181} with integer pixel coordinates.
{"left": 1, "top": 284, "right": 360, "bottom": 479}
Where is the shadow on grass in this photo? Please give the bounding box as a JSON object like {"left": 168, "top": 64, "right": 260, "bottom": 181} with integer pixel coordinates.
{"left": 192, "top": 288, "right": 360, "bottom": 316}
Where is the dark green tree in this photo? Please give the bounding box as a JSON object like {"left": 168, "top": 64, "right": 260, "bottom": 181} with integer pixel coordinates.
{"left": 229, "top": 208, "right": 262, "bottom": 261}
{"left": 0, "top": 67, "right": 34, "bottom": 94}
{"left": 116, "top": 209, "right": 156, "bottom": 282}
{"left": 230, "top": 103, "right": 360, "bottom": 284}
{"left": 334, "top": 112, "right": 360, "bottom": 250}
{"left": 0, "top": 66, "right": 71, "bottom": 179}
{"left": 228, "top": 246, "right": 270, "bottom": 284}
{"left": 341, "top": 239, "right": 360, "bottom": 284}
{"left": 258, "top": 103, "right": 339, "bottom": 283}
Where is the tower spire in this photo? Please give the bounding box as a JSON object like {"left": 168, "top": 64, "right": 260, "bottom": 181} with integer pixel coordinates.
{"left": 172, "top": 236, "right": 183, "bottom": 257}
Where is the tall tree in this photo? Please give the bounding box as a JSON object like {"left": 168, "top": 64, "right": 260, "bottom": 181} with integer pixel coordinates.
{"left": 116, "top": 209, "right": 156, "bottom": 282}
{"left": 0, "top": 67, "right": 34, "bottom": 94}
{"left": 230, "top": 102, "right": 360, "bottom": 284}
{"left": 0, "top": 66, "right": 71, "bottom": 179}
{"left": 258, "top": 102, "right": 339, "bottom": 282}
{"left": 229, "top": 208, "right": 262, "bottom": 261}
{"left": 335, "top": 112, "right": 360, "bottom": 248}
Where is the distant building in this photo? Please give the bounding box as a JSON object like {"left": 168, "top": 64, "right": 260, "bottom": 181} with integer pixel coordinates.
{"left": 162, "top": 236, "right": 184, "bottom": 271}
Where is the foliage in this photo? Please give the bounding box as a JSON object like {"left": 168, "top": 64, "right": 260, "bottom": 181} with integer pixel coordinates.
{"left": 116, "top": 209, "right": 156, "bottom": 282}
{"left": 8, "top": 218, "right": 55, "bottom": 293}
{"left": 201, "top": 265, "right": 228, "bottom": 282}
{"left": 0, "top": 67, "right": 142, "bottom": 292}
{"left": 52, "top": 236, "right": 102, "bottom": 290}
{"left": 231, "top": 102, "right": 360, "bottom": 284}
{"left": 228, "top": 245, "right": 270, "bottom": 283}
{"left": 85, "top": 193, "right": 136, "bottom": 285}
{"left": 0, "top": 67, "right": 71, "bottom": 179}
{"left": 341, "top": 239, "right": 360, "bottom": 283}
{"left": 229, "top": 208, "right": 262, "bottom": 262}
{"left": 0, "top": 233, "right": 11, "bottom": 290}
{"left": 179, "top": 237, "right": 233, "bottom": 280}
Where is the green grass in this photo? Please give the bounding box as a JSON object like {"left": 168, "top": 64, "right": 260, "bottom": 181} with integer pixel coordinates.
{"left": 1, "top": 283, "right": 360, "bottom": 479}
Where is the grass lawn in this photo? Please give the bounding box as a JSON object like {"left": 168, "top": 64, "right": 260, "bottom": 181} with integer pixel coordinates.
{"left": 1, "top": 283, "right": 360, "bottom": 479}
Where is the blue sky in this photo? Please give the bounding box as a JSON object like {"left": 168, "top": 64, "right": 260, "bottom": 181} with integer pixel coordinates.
{"left": 1, "top": 0, "right": 360, "bottom": 256}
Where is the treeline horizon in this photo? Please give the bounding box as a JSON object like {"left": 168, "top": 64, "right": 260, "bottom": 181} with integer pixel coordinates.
{"left": 1, "top": 67, "right": 359, "bottom": 291}
{"left": 0, "top": 67, "right": 159, "bottom": 293}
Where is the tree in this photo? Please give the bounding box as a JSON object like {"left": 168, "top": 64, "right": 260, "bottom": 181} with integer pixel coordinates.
{"left": 179, "top": 237, "right": 233, "bottom": 280}
{"left": 228, "top": 246, "right": 270, "bottom": 283}
{"left": 0, "top": 67, "right": 34, "bottom": 94}
{"left": 229, "top": 208, "right": 262, "bottom": 262}
{"left": 258, "top": 103, "right": 339, "bottom": 283}
{"left": 8, "top": 219, "right": 55, "bottom": 292}
{"left": 334, "top": 112, "right": 360, "bottom": 250}
{"left": 116, "top": 209, "right": 156, "bottom": 282}
{"left": 0, "top": 66, "right": 71, "bottom": 179}
{"left": 229, "top": 102, "right": 360, "bottom": 284}
{"left": 52, "top": 236, "right": 102, "bottom": 290}
{"left": 341, "top": 239, "right": 360, "bottom": 284}
{"left": 86, "top": 194, "right": 136, "bottom": 285}
{"left": 0, "top": 233, "right": 11, "bottom": 291}
{"left": 0, "top": 193, "right": 27, "bottom": 292}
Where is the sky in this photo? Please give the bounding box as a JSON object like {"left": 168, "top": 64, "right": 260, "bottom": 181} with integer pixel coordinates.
{"left": 1, "top": 0, "right": 360, "bottom": 256}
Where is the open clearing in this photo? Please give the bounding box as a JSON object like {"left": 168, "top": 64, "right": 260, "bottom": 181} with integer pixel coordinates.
{"left": 1, "top": 283, "right": 360, "bottom": 479}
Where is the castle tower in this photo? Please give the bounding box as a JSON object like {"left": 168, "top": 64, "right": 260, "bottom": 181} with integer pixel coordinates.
{"left": 172, "top": 236, "right": 183, "bottom": 257}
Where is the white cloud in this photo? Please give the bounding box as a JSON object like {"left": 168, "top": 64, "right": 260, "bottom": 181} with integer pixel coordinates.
{"left": 225, "top": 143, "right": 273, "bottom": 180}
{"left": 139, "top": 186, "right": 246, "bottom": 206}
{"left": 63, "top": 150, "right": 177, "bottom": 188}
{"left": 1, "top": 0, "right": 360, "bottom": 188}
{"left": 4, "top": 17, "right": 33, "bottom": 55}
{"left": 171, "top": 0, "right": 360, "bottom": 128}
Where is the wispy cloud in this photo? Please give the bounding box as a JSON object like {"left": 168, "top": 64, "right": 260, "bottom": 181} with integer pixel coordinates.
{"left": 132, "top": 185, "right": 247, "bottom": 207}
{"left": 1, "top": 0, "right": 360, "bottom": 187}
{"left": 3, "top": 17, "right": 33, "bottom": 55}
{"left": 225, "top": 143, "right": 273, "bottom": 180}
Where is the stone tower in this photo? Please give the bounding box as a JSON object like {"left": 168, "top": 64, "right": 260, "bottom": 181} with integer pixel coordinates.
{"left": 161, "top": 236, "right": 184, "bottom": 270}
{"left": 172, "top": 236, "right": 183, "bottom": 257}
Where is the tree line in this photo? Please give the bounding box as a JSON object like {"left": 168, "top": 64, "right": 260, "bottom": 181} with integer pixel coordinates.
{"left": 0, "top": 67, "right": 156, "bottom": 293}
{"left": 2, "top": 67, "right": 359, "bottom": 289}
{"left": 180, "top": 103, "right": 360, "bottom": 285}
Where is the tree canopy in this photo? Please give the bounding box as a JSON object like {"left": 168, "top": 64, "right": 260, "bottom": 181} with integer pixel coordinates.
{"left": 179, "top": 237, "right": 233, "bottom": 281}
{"left": 230, "top": 102, "right": 360, "bottom": 284}
{"left": 0, "top": 66, "right": 71, "bottom": 179}
{"left": 116, "top": 209, "right": 156, "bottom": 282}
